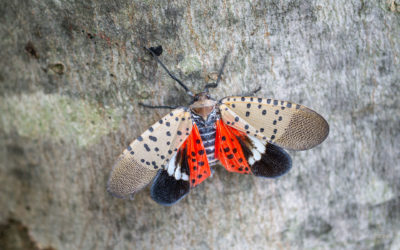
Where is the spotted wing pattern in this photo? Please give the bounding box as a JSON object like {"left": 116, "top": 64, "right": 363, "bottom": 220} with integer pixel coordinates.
{"left": 215, "top": 120, "right": 251, "bottom": 174}
{"left": 107, "top": 107, "right": 193, "bottom": 198}
{"left": 220, "top": 97, "right": 329, "bottom": 150}
{"left": 184, "top": 124, "right": 211, "bottom": 187}
{"left": 215, "top": 119, "right": 292, "bottom": 178}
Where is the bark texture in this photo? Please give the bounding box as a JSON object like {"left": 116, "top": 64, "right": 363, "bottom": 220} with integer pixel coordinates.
{"left": 0, "top": 0, "right": 399, "bottom": 249}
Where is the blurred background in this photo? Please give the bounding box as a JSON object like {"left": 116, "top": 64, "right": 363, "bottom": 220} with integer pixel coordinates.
{"left": 0, "top": 0, "right": 399, "bottom": 249}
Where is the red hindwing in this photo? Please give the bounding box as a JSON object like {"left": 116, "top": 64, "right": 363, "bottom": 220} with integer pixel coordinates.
{"left": 182, "top": 124, "right": 211, "bottom": 187}
{"left": 215, "top": 120, "right": 251, "bottom": 174}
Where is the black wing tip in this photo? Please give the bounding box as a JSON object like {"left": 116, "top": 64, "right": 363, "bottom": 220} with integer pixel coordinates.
{"left": 150, "top": 170, "right": 190, "bottom": 206}
{"left": 253, "top": 163, "right": 292, "bottom": 179}
{"left": 252, "top": 162, "right": 292, "bottom": 179}
{"left": 251, "top": 144, "right": 293, "bottom": 178}
{"left": 150, "top": 185, "right": 190, "bottom": 206}
{"left": 150, "top": 191, "right": 189, "bottom": 206}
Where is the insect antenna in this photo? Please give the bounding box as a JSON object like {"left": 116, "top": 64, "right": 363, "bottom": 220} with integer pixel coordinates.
{"left": 138, "top": 103, "right": 178, "bottom": 109}
{"left": 204, "top": 51, "right": 230, "bottom": 92}
{"left": 243, "top": 86, "right": 262, "bottom": 96}
{"left": 144, "top": 47, "right": 194, "bottom": 97}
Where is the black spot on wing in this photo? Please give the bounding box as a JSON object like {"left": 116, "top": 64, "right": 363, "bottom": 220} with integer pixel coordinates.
{"left": 251, "top": 144, "right": 292, "bottom": 178}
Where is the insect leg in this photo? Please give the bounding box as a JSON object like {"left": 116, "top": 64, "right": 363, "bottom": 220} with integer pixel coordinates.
{"left": 139, "top": 102, "right": 178, "bottom": 109}
{"left": 243, "top": 86, "right": 262, "bottom": 96}
{"left": 204, "top": 51, "right": 230, "bottom": 92}
{"left": 144, "top": 47, "right": 194, "bottom": 97}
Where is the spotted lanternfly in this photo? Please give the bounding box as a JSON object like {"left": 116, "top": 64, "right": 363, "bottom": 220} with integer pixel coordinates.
{"left": 107, "top": 47, "right": 329, "bottom": 205}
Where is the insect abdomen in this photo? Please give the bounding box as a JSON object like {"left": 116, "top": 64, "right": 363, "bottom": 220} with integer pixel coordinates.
{"left": 192, "top": 109, "right": 219, "bottom": 166}
{"left": 198, "top": 125, "right": 218, "bottom": 165}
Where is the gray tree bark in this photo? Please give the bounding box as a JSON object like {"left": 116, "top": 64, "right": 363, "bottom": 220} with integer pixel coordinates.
{"left": 0, "top": 0, "right": 399, "bottom": 249}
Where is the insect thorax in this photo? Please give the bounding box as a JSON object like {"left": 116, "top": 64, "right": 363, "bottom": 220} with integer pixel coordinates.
{"left": 191, "top": 107, "right": 220, "bottom": 166}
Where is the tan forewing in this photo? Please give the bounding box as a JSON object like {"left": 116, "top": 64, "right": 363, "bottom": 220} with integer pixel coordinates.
{"left": 107, "top": 108, "right": 193, "bottom": 198}
{"left": 219, "top": 97, "right": 329, "bottom": 151}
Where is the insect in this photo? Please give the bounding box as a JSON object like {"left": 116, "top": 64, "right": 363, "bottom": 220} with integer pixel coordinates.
{"left": 107, "top": 47, "right": 329, "bottom": 205}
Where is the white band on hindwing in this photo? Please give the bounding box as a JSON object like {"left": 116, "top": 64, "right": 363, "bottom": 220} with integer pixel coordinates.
{"left": 166, "top": 152, "right": 189, "bottom": 181}
{"left": 247, "top": 135, "right": 266, "bottom": 165}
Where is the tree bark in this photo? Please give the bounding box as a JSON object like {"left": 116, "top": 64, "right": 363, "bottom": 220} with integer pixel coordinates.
{"left": 0, "top": 0, "right": 399, "bottom": 249}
